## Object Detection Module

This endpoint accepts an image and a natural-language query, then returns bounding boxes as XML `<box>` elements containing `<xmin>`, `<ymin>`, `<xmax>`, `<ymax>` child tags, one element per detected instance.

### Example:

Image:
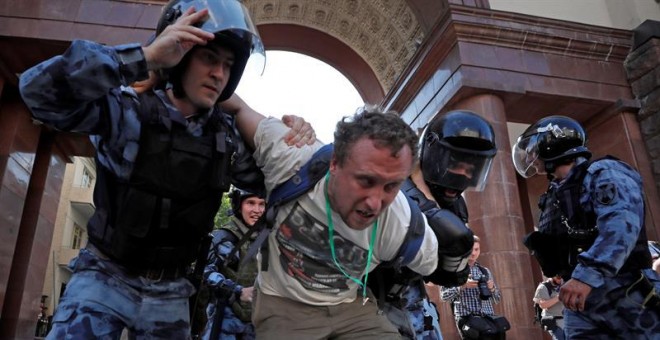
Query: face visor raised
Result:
<box><xmin>157</xmin><ymin>0</ymin><xmax>266</xmax><ymax>100</ymax></box>
<box><xmin>171</xmin><ymin>0</ymin><xmax>265</xmax><ymax>69</ymax></box>
<box><xmin>512</xmin><ymin>133</ymin><xmax>545</xmax><ymax>178</ymax></box>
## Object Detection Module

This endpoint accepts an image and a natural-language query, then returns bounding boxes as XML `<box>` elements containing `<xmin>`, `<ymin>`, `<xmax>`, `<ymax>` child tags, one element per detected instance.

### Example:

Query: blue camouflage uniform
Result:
<box><xmin>19</xmin><ymin>40</ymin><xmax>246</xmax><ymax>339</ymax></box>
<box><xmin>398</xmin><ymin>279</ymin><xmax>443</xmax><ymax>339</ymax></box>
<box><xmin>201</xmin><ymin>218</ymin><xmax>258</xmax><ymax>340</ymax></box>
<box><xmin>557</xmin><ymin>158</ymin><xmax>660</xmax><ymax>338</ymax></box>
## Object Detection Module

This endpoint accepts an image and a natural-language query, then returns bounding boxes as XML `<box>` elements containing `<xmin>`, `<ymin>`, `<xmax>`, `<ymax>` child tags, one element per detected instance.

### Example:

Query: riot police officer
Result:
<box><xmin>370</xmin><ymin>110</ymin><xmax>498</xmax><ymax>339</ymax></box>
<box><xmin>513</xmin><ymin>115</ymin><xmax>660</xmax><ymax>338</ymax></box>
<box><xmin>19</xmin><ymin>0</ymin><xmax>312</xmax><ymax>338</ymax></box>
<box><xmin>202</xmin><ymin>189</ymin><xmax>266</xmax><ymax>340</ymax></box>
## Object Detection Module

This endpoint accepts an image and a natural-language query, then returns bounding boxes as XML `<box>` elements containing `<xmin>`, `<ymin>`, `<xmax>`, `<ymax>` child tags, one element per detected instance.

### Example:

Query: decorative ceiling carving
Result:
<box><xmin>242</xmin><ymin>0</ymin><xmax>424</xmax><ymax>92</ymax></box>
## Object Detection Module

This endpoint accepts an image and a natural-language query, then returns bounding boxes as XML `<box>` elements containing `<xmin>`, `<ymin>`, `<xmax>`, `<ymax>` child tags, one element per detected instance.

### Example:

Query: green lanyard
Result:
<box><xmin>323</xmin><ymin>170</ymin><xmax>377</xmax><ymax>305</ymax></box>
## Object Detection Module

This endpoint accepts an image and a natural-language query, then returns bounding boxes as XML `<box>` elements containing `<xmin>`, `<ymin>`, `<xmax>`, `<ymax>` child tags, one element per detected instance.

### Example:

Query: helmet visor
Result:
<box><xmin>512</xmin><ymin>134</ymin><xmax>545</xmax><ymax>178</ymax></box>
<box><xmin>176</xmin><ymin>0</ymin><xmax>265</xmax><ymax>74</ymax></box>
<box><xmin>423</xmin><ymin>142</ymin><xmax>495</xmax><ymax>192</ymax></box>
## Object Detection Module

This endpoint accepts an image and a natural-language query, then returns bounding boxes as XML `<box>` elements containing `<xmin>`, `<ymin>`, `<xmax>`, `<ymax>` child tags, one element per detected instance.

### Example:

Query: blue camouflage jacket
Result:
<box><xmin>19</xmin><ymin>40</ymin><xmax>213</xmax><ymax>180</ymax></box>
<box><xmin>568</xmin><ymin>159</ymin><xmax>646</xmax><ymax>288</ymax></box>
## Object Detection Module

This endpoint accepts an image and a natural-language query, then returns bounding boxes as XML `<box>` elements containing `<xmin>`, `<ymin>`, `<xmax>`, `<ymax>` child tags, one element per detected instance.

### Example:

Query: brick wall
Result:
<box><xmin>625</xmin><ymin>20</ymin><xmax>660</xmax><ymax>197</ymax></box>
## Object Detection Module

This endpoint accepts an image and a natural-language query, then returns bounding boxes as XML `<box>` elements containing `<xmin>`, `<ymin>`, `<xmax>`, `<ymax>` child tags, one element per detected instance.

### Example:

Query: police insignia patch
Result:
<box><xmin>596</xmin><ymin>183</ymin><xmax>617</xmax><ymax>205</ymax></box>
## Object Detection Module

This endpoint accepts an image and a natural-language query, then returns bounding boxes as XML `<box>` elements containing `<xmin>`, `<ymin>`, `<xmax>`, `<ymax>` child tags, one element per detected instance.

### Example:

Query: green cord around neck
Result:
<box><xmin>323</xmin><ymin>170</ymin><xmax>377</xmax><ymax>304</ymax></box>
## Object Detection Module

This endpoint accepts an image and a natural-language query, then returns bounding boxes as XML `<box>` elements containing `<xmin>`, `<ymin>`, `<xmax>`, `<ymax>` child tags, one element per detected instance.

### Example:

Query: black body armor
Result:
<box><xmin>87</xmin><ymin>91</ymin><xmax>262</xmax><ymax>271</ymax></box>
<box><xmin>526</xmin><ymin>157</ymin><xmax>651</xmax><ymax>279</ymax></box>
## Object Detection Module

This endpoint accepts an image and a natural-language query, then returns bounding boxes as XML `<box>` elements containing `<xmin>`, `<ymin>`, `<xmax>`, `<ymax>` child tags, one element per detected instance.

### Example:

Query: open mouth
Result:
<box><xmin>356</xmin><ymin>209</ymin><xmax>375</xmax><ymax>220</ymax></box>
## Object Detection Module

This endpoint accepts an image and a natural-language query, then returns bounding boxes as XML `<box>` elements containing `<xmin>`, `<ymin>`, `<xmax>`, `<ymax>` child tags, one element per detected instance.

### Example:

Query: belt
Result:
<box><xmin>627</xmin><ymin>272</ymin><xmax>660</xmax><ymax>309</ymax></box>
<box><xmin>86</xmin><ymin>243</ymin><xmax>185</xmax><ymax>281</ymax></box>
<box><xmin>136</xmin><ymin>266</ymin><xmax>186</xmax><ymax>281</ymax></box>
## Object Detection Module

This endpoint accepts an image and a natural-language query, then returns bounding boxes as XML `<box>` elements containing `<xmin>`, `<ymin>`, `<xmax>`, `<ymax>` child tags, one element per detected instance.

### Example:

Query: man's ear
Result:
<box><xmin>329</xmin><ymin>155</ymin><xmax>338</xmax><ymax>174</ymax></box>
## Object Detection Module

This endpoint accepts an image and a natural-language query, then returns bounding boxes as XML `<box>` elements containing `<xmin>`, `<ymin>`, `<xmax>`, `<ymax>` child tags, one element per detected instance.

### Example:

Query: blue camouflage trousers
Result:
<box><xmin>46</xmin><ymin>248</ymin><xmax>195</xmax><ymax>340</ymax></box>
<box><xmin>400</xmin><ymin>281</ymin><xmax>443</xmax><ymax>340</ymax></box>
<box><xmin>201</xmin><ymin>302</ymin><xmax>255</xmax><ymax>340</ymax></box>
<box><xmin>564</xmin><ymin>269</ymin><xmax>660</xmax><ymax>339</ymax></box>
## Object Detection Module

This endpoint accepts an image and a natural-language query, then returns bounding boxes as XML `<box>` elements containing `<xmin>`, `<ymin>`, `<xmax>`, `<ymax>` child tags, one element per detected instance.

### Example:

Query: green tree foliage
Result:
<box><xmin>214</xmin><ymin>193</ymin><xmax>233</xmax><ymax>229</ymax></box>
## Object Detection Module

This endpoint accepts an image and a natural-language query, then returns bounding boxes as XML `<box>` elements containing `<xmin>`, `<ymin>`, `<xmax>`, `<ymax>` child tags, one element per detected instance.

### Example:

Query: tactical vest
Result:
<box><xmin>220</xmin><ymin>220</ymin><xmax>258</xmax><ymax>322</ymax></box>
<box><xmin>537</xmin><ymin>157</ymin><xmax>651</xmax><ymax>275</ymax></box>
<box><xmin>87</xmin><ymin>91</ymin><xmax>236</xmax><ymax>270</ymax></box>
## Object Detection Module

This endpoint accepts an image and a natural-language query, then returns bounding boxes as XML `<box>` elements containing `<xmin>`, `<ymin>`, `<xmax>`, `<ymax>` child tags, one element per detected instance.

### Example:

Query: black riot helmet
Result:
<box><xmin>229</xmin><ymin>188</ymin><xmax>264</xmax><ymax>222</ymax></box>
<box><xmin>512</xmin><ymin>115</ymin><xmax>592</xmax><ymax>178</ymax></box>
<box><xmin>155</xmin><ymin>0</ymin><xmax>265</xmax><ymax>101</ymax></box>
<box><xmin>419</xmin><ymin>110</ymin><xmax>497</xmax><ymax>204</ymax></box>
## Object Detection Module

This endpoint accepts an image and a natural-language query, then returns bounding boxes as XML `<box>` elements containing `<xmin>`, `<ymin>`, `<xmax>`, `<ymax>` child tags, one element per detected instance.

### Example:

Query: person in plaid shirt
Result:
<box><xmin>441</xmin><ymin>236</ymin><xmax>503</xmax><ymax>339</ymax></box>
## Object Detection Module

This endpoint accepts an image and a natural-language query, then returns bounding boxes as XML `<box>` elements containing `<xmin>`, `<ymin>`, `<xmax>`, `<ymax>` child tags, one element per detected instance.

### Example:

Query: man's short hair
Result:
<box><xmin>333</xmin><ymin>106</ymin><xmax>418</xmax><ymax>166</ymax></box>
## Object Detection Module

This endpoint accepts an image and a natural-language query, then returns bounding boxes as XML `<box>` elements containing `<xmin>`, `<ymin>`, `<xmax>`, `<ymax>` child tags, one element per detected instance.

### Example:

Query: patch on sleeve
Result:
<box><xmin>595</xmin><ymin>183</ymin><xmax>617</xmax><ymax>205</ymax></box>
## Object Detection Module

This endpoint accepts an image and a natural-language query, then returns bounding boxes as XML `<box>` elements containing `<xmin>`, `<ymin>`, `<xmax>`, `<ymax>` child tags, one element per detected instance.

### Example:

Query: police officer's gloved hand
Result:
<box><xmin>425</xmin><ymin>265</ymin><xmax>470</xmax><ymax>287</ymax></box>
<box><xmin>422</xmin><ymin>207</ymin><xmax>474</xmax><ymax>287</ymax></box>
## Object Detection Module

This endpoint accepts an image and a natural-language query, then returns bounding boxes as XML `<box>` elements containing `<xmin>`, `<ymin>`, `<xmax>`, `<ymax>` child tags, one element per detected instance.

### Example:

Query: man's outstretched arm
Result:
<box><xmin>222</xmin><ymin>94</ymin><xmax>316</xmax><ymax>149</ymax></box>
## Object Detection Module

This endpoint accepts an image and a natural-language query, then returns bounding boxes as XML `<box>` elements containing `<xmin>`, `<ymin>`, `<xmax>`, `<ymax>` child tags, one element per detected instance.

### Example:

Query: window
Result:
<box><xmin>81</xmin><ymin>166</ymin><xmax>94</xmax><ymax>188</ymax></box>
<box><xmin>72</xmin><ymin>223</ymin><xmax>84</xmax><ymax>249</ymax></box>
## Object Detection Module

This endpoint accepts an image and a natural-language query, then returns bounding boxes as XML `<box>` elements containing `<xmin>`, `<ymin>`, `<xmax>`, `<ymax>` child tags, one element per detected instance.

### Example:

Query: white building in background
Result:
<box><xmin>40</xmin><ymin>157</ymin><xmax>95</xmax><ymax>320</ymax></box>
<box><xmin>490</xmin><ymin>0</ymin><xmax>660</xmax><ymax>29</ymax></box>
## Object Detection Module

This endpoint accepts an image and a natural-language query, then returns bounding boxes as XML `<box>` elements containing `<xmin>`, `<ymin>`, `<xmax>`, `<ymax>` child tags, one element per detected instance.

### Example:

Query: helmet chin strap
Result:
<box><xmin>544</xmin><ymin>160</ymin><xmax>556</xmax><ymax>177</ymax></box>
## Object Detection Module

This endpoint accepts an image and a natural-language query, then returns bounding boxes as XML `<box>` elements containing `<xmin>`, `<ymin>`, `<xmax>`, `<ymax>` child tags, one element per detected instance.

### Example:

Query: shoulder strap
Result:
<box><xmin>476</xmin><ymin>263</ymin><xmax>489</xmax><ymax>279</ymax></box>
<box><xmin>217</xmin><ymin>221</ymin><xmax>241</xmax><ymax>243</ymax></box>
<box><xmin>380</xmin><ymin>193</ymin><xmax>425</xmax><ymax>269</ymax></box>
<box><xmin>239</xmin><ymin>144</ymin><xmax>334</xmax><ymax>267</ymax></box>
<box><xmin>267</xmin><ymin>143</ymin><xmax>334</xmax><ymax>206</ymax></box>
<box><xmin>542</xmin><ymin>281</ymin><xmax>553</xmax><ymax>296</ymax></box>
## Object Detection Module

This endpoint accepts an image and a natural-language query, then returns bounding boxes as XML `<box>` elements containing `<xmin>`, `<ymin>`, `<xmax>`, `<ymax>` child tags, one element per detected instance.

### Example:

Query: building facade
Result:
<box><xmin>1</xmin><ymin>1</ymin><xmax>659</xmax><ymax>339</ymax></box>
<box><xmin>35</xmin><ymin>157</ymin><xmax>94</xmax><ymax>337</ymax></box>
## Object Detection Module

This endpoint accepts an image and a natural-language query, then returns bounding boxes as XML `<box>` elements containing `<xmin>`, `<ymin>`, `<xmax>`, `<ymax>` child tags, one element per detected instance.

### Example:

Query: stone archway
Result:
<box><xmin>244</xmin><ymin>0</ymin><xmax>426</xmax><ymax>104</ymax></box>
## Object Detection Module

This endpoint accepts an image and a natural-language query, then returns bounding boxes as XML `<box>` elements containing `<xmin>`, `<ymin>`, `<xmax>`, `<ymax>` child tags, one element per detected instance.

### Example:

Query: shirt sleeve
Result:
<box><xmin>405</xmin><ymin>212</ymin><xmax>439</xmax><ymax>276</ymax></box>
<box><xmin>572</xmin><ymin>160</ymin><xmax>645</xmax><ymax>288</ymax></box>
<box><xmin>19</xmin><ymin>40</ymin><xmax>149</xmax><ymax>134</ymax></box>
<box><xmin>533</xmin><ymin>283</ymin><xmax>549</xmax><ymax>303</ymax></box>
<box><xmin>485</xmin><ymin>267</ymin><xmax>502</xmax><ymax>304</ymax></box>
<box><xmin>252</xmin><ymin>117</ymin><xmax>324</xmax><ymax>193</ymax></box>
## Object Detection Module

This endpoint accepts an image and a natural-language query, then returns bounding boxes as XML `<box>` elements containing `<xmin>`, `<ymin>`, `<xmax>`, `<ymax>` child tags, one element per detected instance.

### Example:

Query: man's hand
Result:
<box><xmin>282</xmin><ymin>114</ymin><xmax>316</xmax><ymax>147</ymax></box>
<box><xmin>464</xmin><ymin>278</ymin><xmax>479</xmax><ymax>289</ymax></box>
<box><xmin>142</xmin><ymin>7</ymin><xmax>214</xmax><ymax>70</ymax></box>
<box><xmin>487</xmin><ymin>279</ymin><xmax>495</xmax><ymax>291</ymax></box>
<box><xmin>240</xmin><ymin>286</ymin><xmax>255</xmax><ymax>303</ymax></box>
<box><xmin>559</xmin><ymin>278</ymin><xmax>592</xmax><ymax>312</ymax></box>
<box><xmin>220</xmin><ymin>94</ymin><xmax>316</xmax><ymax>148</ymax></box>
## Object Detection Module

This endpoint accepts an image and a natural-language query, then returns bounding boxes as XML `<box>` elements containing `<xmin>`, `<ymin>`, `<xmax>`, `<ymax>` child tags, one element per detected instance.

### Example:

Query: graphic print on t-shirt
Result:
<box><xmin>276</xmin><ymin>202</ymin><xmax>369</xmax><ymax>294</ymax></box>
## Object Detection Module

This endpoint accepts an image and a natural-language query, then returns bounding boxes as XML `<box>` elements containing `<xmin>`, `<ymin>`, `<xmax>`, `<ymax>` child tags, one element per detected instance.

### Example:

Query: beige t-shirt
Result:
<box><xmin>253</xmin><ymin>117</ymin><xmax>438</xmax><ymax>306</ymax></box>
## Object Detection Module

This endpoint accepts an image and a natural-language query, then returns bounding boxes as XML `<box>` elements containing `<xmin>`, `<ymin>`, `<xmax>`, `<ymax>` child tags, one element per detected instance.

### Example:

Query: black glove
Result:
<box><xmin>423</xmin><ymin>208</ymin><xmax>474</xmax><ymax>286</ymax></box>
